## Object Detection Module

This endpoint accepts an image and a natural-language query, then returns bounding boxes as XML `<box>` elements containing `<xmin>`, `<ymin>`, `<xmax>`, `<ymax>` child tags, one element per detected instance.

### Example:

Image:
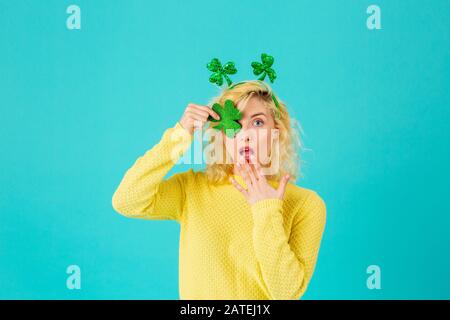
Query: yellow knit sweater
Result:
<box><xmin>112</xmin><ymin>122</ymin><xmax>326</xmax><ymax>300</ymax></box>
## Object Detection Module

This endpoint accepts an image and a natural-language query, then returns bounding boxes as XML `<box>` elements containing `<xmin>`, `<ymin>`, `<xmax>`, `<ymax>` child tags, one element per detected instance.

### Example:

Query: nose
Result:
<box><xmin>237</xmin><ymin>127</ymin><xmax>253</xmax><ymax>143</ymax></box>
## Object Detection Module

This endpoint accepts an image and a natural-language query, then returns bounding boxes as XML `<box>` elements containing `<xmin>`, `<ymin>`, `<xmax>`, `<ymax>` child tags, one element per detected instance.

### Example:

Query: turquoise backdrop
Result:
<box><xmin>0</xmin><ymin>0</ymin><xmax>449</xmax><ymax>299</ymax></box>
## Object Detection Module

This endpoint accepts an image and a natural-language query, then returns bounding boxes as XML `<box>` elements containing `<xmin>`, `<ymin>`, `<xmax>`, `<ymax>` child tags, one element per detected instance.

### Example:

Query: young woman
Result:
<box><xmin>112</xmin><ymin>80</ymin><xmax>326</xmax><ymax>300</ymax></box>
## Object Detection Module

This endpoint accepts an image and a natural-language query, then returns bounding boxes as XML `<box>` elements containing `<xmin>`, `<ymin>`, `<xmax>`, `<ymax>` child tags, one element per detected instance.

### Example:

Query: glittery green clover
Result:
<box><xmin>207</xmin><ymin>99</ymin><xmax>242</xmax><ymax>138</ymax></box>
<box><xmin>251</xmin><ymin>53</ymin><xmax>277</xmax><ymax>83</ymax></box>
<box><xmin>207</xmin><ymin>58</ymin><xmax>237</xmax><ymax>87</ymax></box>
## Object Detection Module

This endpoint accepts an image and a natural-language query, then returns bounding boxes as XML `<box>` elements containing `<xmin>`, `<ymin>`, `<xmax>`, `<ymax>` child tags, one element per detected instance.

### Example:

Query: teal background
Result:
<box><xmin>0</xmin><ymin>0</ymin><xmax>449</xmax><ymax>299</ymax></box>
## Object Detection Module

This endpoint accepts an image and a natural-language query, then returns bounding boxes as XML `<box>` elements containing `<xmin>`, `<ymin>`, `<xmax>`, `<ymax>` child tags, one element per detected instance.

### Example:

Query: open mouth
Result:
<box><xmin>239</xmin><ymin>146</ymin><xmax>254</xmax><ymax>157</ymax></box>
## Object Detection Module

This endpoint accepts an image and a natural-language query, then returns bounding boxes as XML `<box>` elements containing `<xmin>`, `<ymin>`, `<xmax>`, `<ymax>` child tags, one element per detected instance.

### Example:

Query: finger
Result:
<box><xmin>277</xmin><ymin>174</ymin><xmax>290</xmax><ymax>198</ymax></box>
<box><xmin>253</xmin><ymin>159</ymin><xmax>267</xmax><ymax>184</ymax></box>
<box><xmin>244</xmin><ymin>160</ymin><xmax>259</xmax><ymax>186</ymax></box>
<box><xmin>192</xmin><ymin>105</ymin><xmax>220</xmax><ymax>120</ymax></box>
<box><xmin>185</xmin><ymin>110</ymin><xmax>208</xmax><ymax>122</ymax></box>
<box><xmin>250</xmin><ymin>153</ymin><xmax>259</xmax><ymax>168</ymax></box>
<box><xmin>236</xmin><ymin>152</ymin><xmax>247</xmax><ymax>166</ymax></box>
<box><xmin>234</xmin><ymin>163</ymin><xmax>245</xmax><ymax>183</ymax></box>
<box><xmin>248</xmin><ymin>154</ymin><xmax>263</xmax><ymax>182</ymax></box>
<box><xmin>230</xmin><ymin>177</ymin><xmax>249</xmax><ymax>197</ymax></box>
<box><xmin>239</xmin><ymin>162</ymin><xmax>254</xmax><ymax>190</ymax></box>
<box><xmin>187</xmin><ymin>108</ymin><xmax>210</xmax><ymax>120</ymax></box>
<box><xmin>235</xmin><ymin>160</ymin><xmax>245</xmax><ymax>175</ymax></box>
<box><xmin>200</xmin><ymin>106</ymin><xmax>220</xmax><ymax>120</ymax></box>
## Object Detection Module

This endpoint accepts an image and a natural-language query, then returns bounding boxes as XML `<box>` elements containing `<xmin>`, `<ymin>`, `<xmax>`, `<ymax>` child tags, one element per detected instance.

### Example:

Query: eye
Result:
<box><xmin>253</xmin><ymin>118</ymin><xmax>265</xmax><ymax>127</ymax></box>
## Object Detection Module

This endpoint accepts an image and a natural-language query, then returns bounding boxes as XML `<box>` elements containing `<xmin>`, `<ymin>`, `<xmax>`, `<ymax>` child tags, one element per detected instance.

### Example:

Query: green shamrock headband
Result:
<box><xmin>206</xmin><ymin>53</ymin><xmax>282</xmax><ymax>138</ymax></box>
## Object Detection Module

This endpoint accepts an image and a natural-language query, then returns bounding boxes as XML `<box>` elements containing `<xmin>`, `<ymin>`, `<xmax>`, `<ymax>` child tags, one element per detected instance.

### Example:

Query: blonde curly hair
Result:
<box><xmin>203</xmin><ymin>80</ymin><xmax>303</xmax><ymax>185</ymax></box>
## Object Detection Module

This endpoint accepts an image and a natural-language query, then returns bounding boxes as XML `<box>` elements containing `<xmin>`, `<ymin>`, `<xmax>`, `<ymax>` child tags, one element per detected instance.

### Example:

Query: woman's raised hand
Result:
<box><xmin>230</xmin><ymin>155</ymin><xmax>290</xmax><ymax>205</ymax></box>
<box><xmin>179</xmin><ymin>103</ymin><xmax>220</xmax><ymax>135</ymax></box>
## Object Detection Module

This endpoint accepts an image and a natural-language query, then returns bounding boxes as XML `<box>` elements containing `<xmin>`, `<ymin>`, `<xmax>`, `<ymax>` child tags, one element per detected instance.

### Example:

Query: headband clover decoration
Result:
<box><xmin>206</xmin><ymin>53</ymin><xmax>282</xmax><ymax>138</ymax></box>
<box><xmin>251</xmin><ymin>53</ymin><xmax>277</xmax><ymax>83</ymax></box>
<box><xmin>207</xmin><ymin>58</ymin><xmax>237</xmax><ymax>86</ymax></box>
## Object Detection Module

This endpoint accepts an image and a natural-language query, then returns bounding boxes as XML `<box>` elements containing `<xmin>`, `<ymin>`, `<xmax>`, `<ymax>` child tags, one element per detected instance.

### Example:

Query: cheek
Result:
<box><xmin>257</xmin><ymin>136</ymin><xmax>269</xmax><ymax>153</ymax></box>
<box><xmin>256</xmin><ymin>129</ymin><xmax>271</xmax><ymax>150</ymax></box>
<box><xmin>224</xmin><ymin>137</ymin><xmax>237</xmax><ymax>158</ymax></box>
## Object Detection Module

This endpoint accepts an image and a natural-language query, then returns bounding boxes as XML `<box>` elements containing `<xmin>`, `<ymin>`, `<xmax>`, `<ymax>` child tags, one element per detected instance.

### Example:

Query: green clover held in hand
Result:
<box><xmin>207</xmin><ymin>99</ymin><xmax>242</xmax><ymax>138</ymax></box>
<box><xmin>251</xmin><ymin>53</ymin><xmax>277</xmax><ymax>83</ymax></box>
<box><xmin>207</xmin><ymin>58</ymin><xmax>237</xmax><ymax>87</ymax></box>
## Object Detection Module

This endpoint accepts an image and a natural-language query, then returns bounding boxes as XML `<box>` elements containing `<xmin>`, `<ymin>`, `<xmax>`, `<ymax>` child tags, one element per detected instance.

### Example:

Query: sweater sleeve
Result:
<box><xmin>250</xmin><ymin>192</ymin><xmax>326</xmax><ymax>300</ymax></box>
<box><xmin>112</xmin><ymin>122</ymin><xmax>193</xmax><ymax>222</ymax></box>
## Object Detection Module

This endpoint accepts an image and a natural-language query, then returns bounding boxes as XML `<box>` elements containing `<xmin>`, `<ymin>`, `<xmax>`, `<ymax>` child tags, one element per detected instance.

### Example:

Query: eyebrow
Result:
<box><xmin>249</xmin><ymin>112</ymin><xmax>266</xmax><ymax>118</ymax></box>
